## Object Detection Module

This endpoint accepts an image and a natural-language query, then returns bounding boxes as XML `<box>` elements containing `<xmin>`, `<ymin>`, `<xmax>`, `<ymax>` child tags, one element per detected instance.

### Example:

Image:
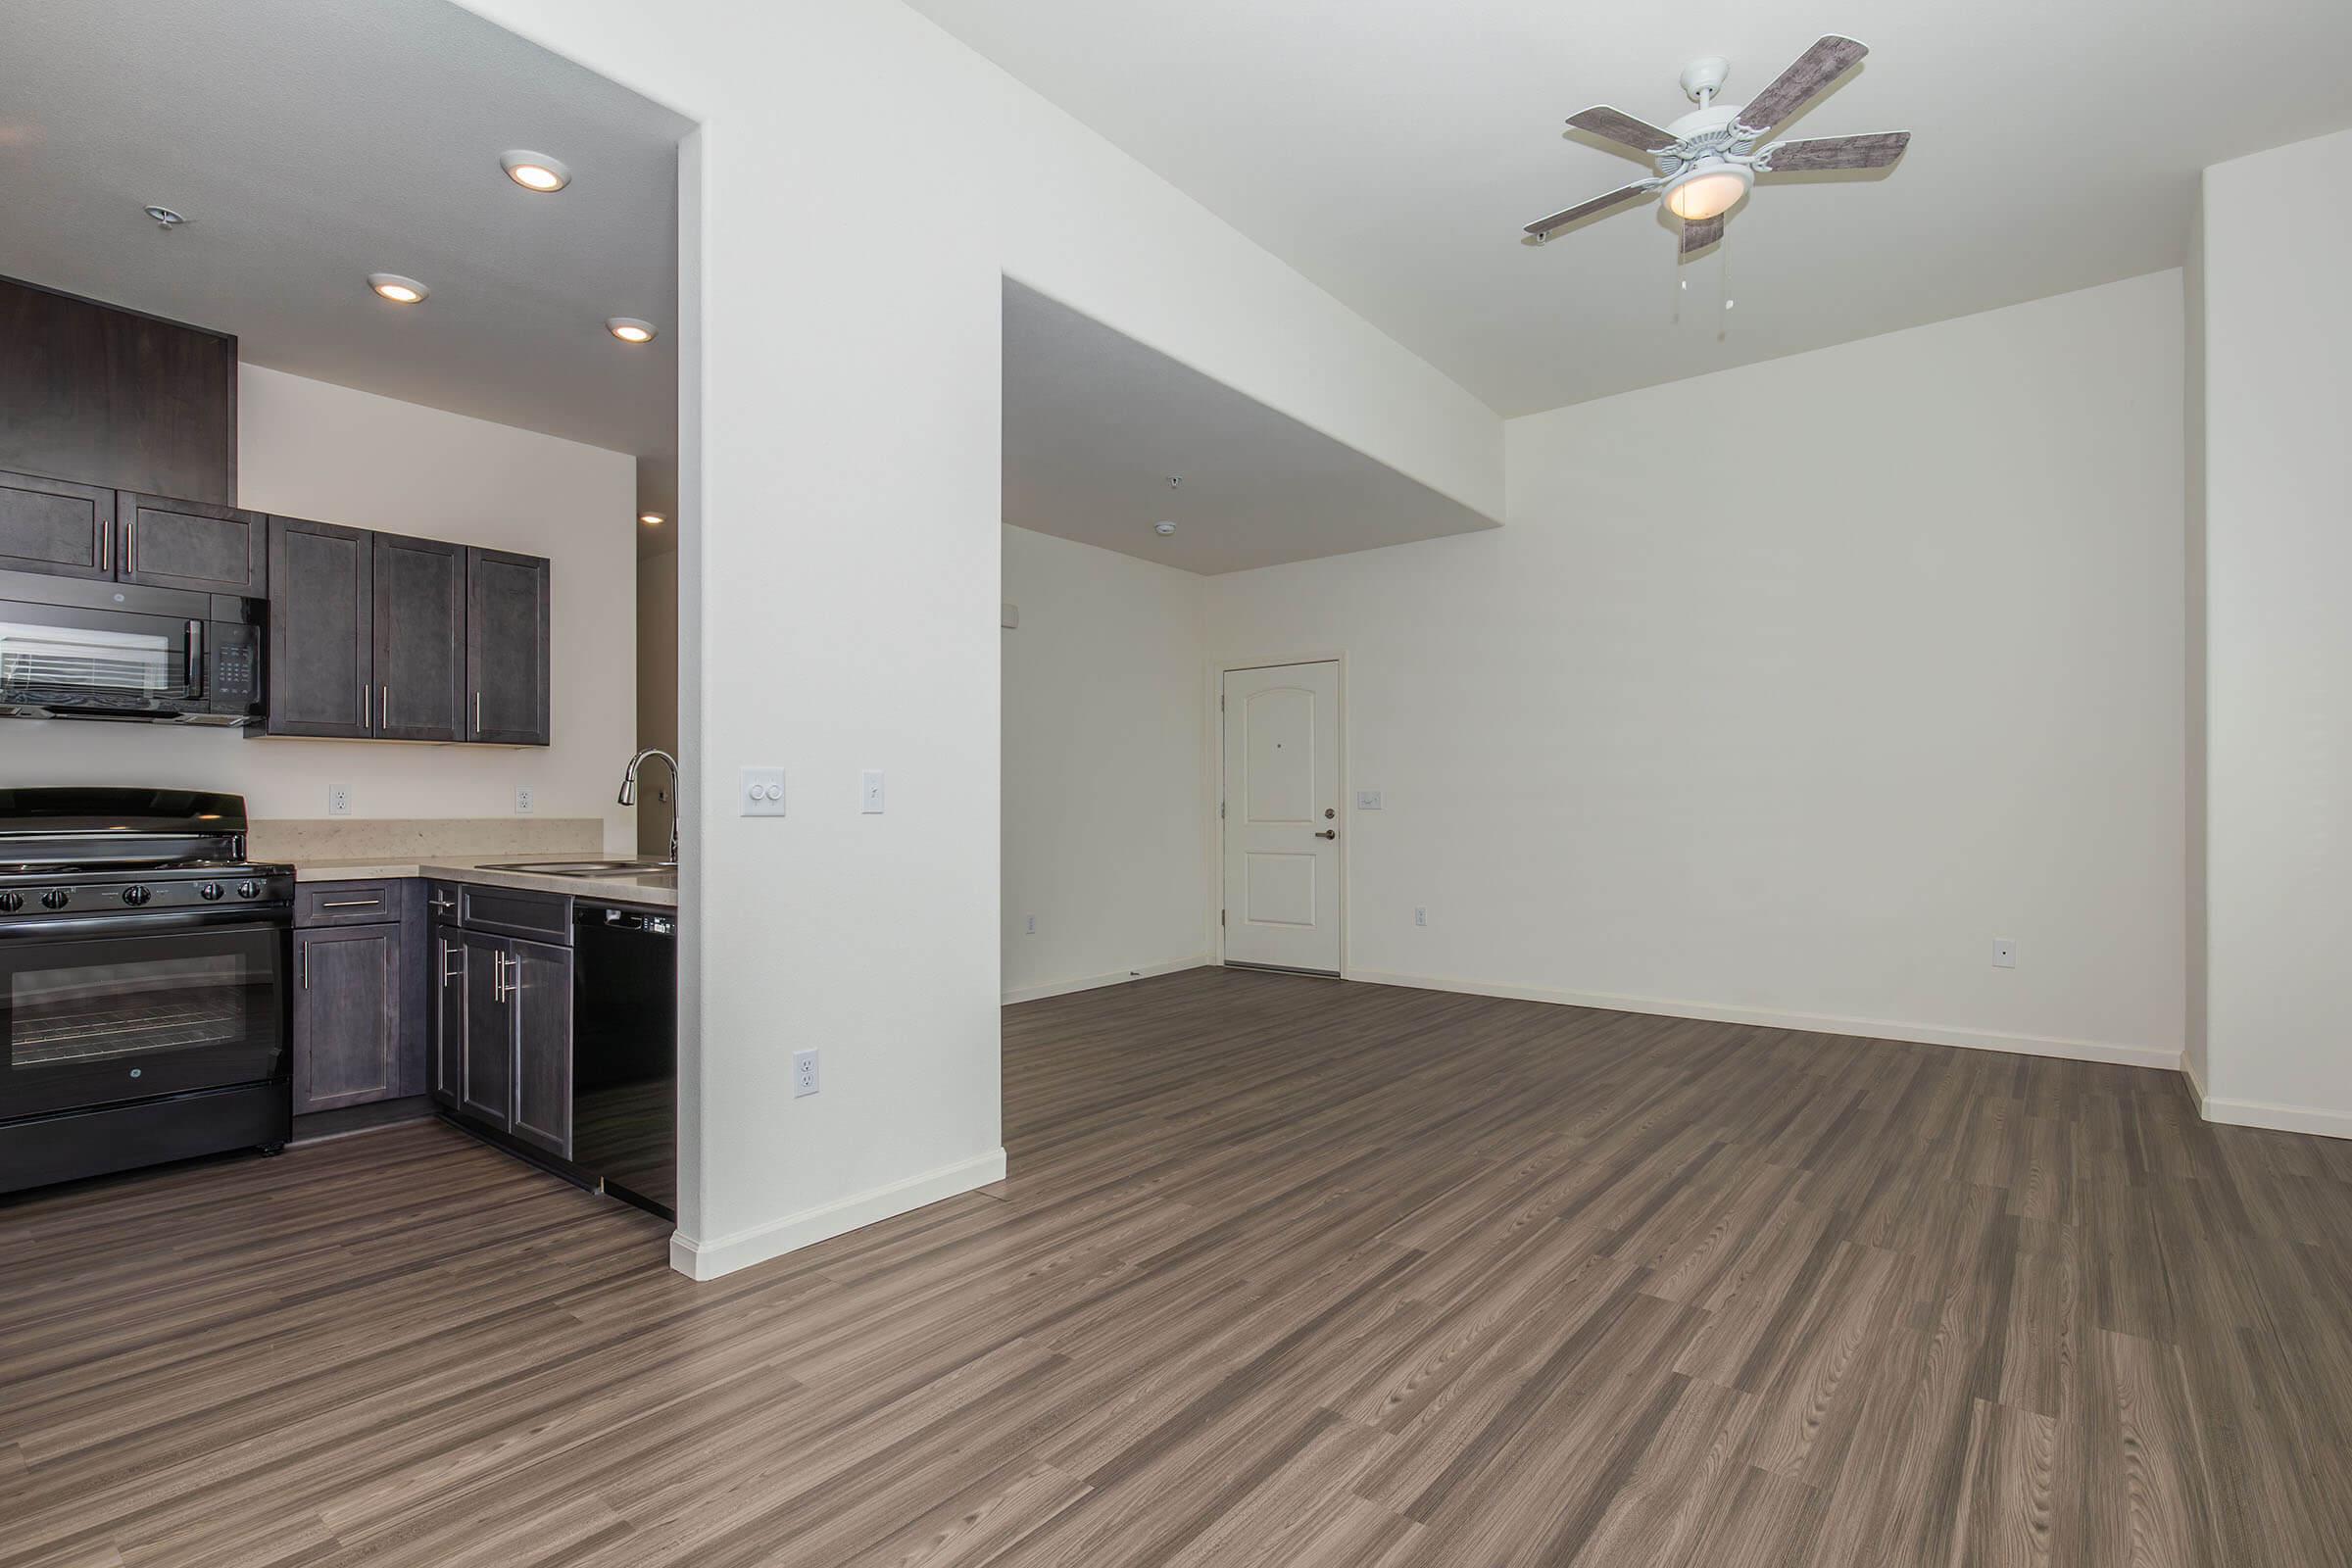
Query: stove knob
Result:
<box><xmin>40</xmin><ymin>889</ymin><xmax>69</xmax><ymax>910</ymax></box>
<box><xmin>198</xmin><ymin>881</ymin><xmax>224</xmax><ymax>902</ymax></box>
<box><xmin>0</xmin><ymin>892</ymin><xmax>20</xmax><ymax>912</ymax></box>
<box><xmin>236</xmin><ymin>880</ymin><xmax>261</xmax><ymax>900</ymax></box>
<box><xmin>121</xmin><ymin>885</ymin><xmax>151</xmax><ymax>906</ymax></box>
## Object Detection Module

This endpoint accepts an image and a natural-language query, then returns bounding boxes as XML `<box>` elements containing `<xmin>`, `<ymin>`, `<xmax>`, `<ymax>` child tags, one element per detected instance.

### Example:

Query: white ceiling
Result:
<box><xmin>0</xmin><ymin>0</ymin><xmax>687</xmax><ymax>465</ymax></box>
<box><xmin>1004</xmin><ymin>281</ymin><xmax>1494</xmax><ymax>574</ymax></box>
<box><xmin>917</xmin><ymin>0</ymin><xmax>2352</xmax><ymax>416</ymax></box>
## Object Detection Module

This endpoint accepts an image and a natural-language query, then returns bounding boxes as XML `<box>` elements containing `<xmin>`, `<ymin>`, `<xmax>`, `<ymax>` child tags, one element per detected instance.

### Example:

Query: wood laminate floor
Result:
<box><xmin>5</xmin><ymin>967</ymin><xmax>2351</xmax><ymax>1567</ymax></box>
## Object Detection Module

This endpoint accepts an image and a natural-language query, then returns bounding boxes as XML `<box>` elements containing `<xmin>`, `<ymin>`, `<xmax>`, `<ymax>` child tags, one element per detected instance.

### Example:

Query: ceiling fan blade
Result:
<box><xmin>1680</xmin><ymin>214</ymin><xmax>1725</xmax><ymax>255</ymax></box>
<box><xmin>1525</xmin><ymin>182</ymin><xmax>1654</xmax><ymax>240</ymax></box>
<box><xmin>1566</xmin><ymin>106</ymin><xmax>1676</xmax><ymax>156</ymax></box>
<box><xmin>1735</xmin><ymin>35</ymin><xmax>1868</xmax><ymax>134</ymax></box>
<box><xmin>1762</xmin><ymin>130</ymin><xmax>1911</xmax><ymax>172</ymax></box>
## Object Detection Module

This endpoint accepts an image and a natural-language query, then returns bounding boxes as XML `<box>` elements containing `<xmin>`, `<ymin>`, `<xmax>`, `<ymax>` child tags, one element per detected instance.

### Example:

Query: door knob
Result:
<box><xmin>1324</xmin><ymin>808</ymin><xmax>1336</xmax><ymax>818</ymax></box>
<box><xmin>1315</xmin><ymin>829</ymin><xmax>1338</xmax><ymax>840</ymax></box>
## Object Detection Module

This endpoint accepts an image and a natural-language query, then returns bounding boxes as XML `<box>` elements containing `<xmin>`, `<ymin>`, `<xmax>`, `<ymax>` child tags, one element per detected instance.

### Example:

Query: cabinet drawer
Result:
<box><xmin>297</xmin><ymin>882</ymin><xmax>400</xmax><ymax>926</ymax></box>
<box><xmin>460</xmin><ymin>884</ymin><xmax>570</xmax><ymax>944</ymax></box>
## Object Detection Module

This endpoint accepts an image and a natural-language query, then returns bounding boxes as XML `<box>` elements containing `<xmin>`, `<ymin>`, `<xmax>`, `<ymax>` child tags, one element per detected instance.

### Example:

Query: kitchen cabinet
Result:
<box><xmin>0</xmin><ymin>469</ymin><xmax>112</xmax><ymax>579</ymax></box>
<box><xmin>429</xmin><ymin>920</ymin><xmax>464</xmax><ymax>1107</ymax></box>
<box><xmin>292</xmin><ymin>923</ymin><xmax>403</xmax><ymax>1114</ymax></box>
<box><xmin>507</xmin><ymin>939</ymin><xmax>573</xmax><ymax>1157</ymax></box>
<box><xmin>459</xmin><ymin>929</ymin><xmax>513</xmax><ymax>1127</ymax></box>
<box><xmin>267</xmin><ymin>517</ymin><xmax>372</xmax><ymax>737</ymax></box>
<box><xmin>466</xmin><ymin>548</ymin><xmax>551</xmax><ymax>746</ymax></box>
<box><xmin>448</xmin><ymin>927</ymin><xmax>573</xmax><ymax>1157</ymax></box>
<box><xmin>115</xmin><ymin>492</ymin><xmax>266</xmax><ymax>597</ymax></box>
<box><xmin>373</xmin><ymin>533</ymin><xmax>466</xmax><ymax>742</ymax></box>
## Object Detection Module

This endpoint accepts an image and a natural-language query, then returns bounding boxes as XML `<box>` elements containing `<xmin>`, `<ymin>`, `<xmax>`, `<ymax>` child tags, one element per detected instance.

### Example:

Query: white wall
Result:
<box><xmin>7</xmin><ymin>365</ymin><xmax>638</xmax><ymax>849</ymax></box>
<box><xmin>453</xmin><ymin>0</ymin><xmax>1505</xmax><ymax>1278</ymax></box>
<box><xmin>1002</xmin><ymin>525</ymin><xmax>1207</xmax><ymax>1002</ymax></box>
<box><xmin>1203</xmin><ymin>272</ymin><xmax>2188</xmax><ymax>1067</ymax></box>
<box><xmin>2198</xmin><ymin>128</ymin><xmax>2352</xmax><ymax>1136</ymax></box>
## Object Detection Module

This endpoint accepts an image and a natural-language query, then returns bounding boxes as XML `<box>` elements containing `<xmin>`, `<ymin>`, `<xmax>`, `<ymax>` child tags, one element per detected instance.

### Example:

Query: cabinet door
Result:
<box><xmin>372</xmin><ymin>533</ymin><xmax>466</xmax><ymax>742</ymax></box>
<box><xmin>117</xmin><ymin>492</ymin><xmax>266</xmax><ymax>596</ymax></box>
<box><xmin>429</xmin><ymin>923</ymin><xmax>465</xmax><ymax>1106</ymax></box>
<box><xmin>459</xmin><ymin>932</ymin><xmax>514</xmax><ymax>1127</ymax></box>
<box><xmin>293</xmin><ymin>924</ymin><xmax>402</xmax><ymax>1113</ymax></box>
<box><xmin>508</xmin><ymin>939</ymin><xmax>574</xmax><ymax>1157</ymax></box>
<box><xmin>465</xmin><ymin>548</ymin><xmax>551</xmax><ymax>746</ymax></box>
<box><xmin>0</xmin><ymin>470</ymin><xmax>113</xmax><ymax>579</ymax></box>
<box><xmin>267</xmin><ymin>517</ymin><xmax>373</xmax><ymax>737</ymax></box>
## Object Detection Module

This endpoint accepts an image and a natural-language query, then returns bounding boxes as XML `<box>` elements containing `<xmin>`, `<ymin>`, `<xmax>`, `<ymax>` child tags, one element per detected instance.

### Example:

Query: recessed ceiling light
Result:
<box><xmin>1153</xmin><ymin>521</ymin><xmax>1177</xmax><ymax>536</ymax></box>
<box><xmin>367</xmin><ymin>272</ymin><xmax>428</xmax><ymax>304</ymax></box>
<box><xmin>607</xmin><ymin>317</ymin><xmax>658</xmax><ymax>344</ymax></box>
<box><xmin>638</xmin><ymin>513</ymin><xmax>665</xmax><ymax>526</ymax></box>
<box><xmin>500</xmin><ymin>150</ymin><xmax>570</xmax><ymax>193</ymax></box>
<box><xmin>144</xmin><ymin>205</ymin><xmax>187</xmax><ymax>229</ymax></box>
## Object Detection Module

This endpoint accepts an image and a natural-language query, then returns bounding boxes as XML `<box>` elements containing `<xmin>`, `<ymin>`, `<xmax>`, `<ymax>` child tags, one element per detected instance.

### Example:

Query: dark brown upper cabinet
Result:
<box><xmin>266</xmin><ymin>517</ymin><xmax>372</xmax><ymax>738</ymax></box>
<box><xmin>372</xmin><ymin>533</ymin><xmax>467</xmax><ymax>742</ymax></box>
<box><xmin>466</xmin><ymin>548</ymin><xmax>552</xmax><ymax>747</ymax></box>
<box><xmin>116</xmin><ymin>492</ymin><xmax>267</xmax><ymax>597</ymax></box>
<box><xmin>0</xmin><ymin>276</ymin><xmax>236</xmax><ymax>506</ymax></box>
<box><xmin>0</xmin><ymin>469</ymin><xmax>113</xmax><ymax>580</ymax></box>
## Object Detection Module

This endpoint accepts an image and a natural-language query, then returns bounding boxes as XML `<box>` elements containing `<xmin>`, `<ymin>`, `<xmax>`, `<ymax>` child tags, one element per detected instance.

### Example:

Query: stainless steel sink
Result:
<box><xmin>476</xmin><ymin>858</ymin><xmax>676</xmax><ymax>876</ymax></box>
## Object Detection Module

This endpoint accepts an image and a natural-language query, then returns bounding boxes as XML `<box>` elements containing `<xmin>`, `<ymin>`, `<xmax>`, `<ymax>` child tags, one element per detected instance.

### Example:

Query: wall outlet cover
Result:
<box><xmin>1414</xmin><ymin>906</ymin><xmax>1427</xmax><ymax>927</ymax></box>
<box><xmin>1992</xmin><ymin>939</ymin><xmax>2017</xmax><ymax>969</ymax></box>
<box><xmin>514</xmin><ymin>785</ymin><xmax>534</xmax><ymax>814</ymax></box>
<box><xmin>1356</xmin><ymin>790</ymin><xmax>1384</xmax><ymax>810</ymax></box>
<box><xmin>860</xmin><ymin>769</ymin><xmax>885</xmax><ymax>814</ymax></box>
<box><xmin>327</xmin><ymin>785</ymin><xmax>352</xmax><ymax>817</ymax></box>
<box><xmin>792</xmin><ymin>1049</ymin><xmax>819</xmax><ymax>1098</ymax></box>
<box><xmin>1025</xmin><ymin>914</ymin><xmax>1036</xmax><ymax>935</ymax></box>
<box><xmin>742</xmin><ymin>767</ymin><xmax>786</xmax><ymax>816</ymax></box>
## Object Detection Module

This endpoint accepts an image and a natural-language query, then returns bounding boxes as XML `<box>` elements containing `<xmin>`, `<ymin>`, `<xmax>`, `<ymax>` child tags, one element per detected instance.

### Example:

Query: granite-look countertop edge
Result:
<box><xmin>282</xmin><ymin>857</ymin><xmax>678</xmax><ymax>909</ymax></box>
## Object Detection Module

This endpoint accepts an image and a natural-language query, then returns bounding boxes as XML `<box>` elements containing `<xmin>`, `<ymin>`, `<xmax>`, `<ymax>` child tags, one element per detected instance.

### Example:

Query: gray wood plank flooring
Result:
<box><xmin>4</xmin><ymin>966</ymin><xmax>2348</xmax><ymax>1566</ymax></box>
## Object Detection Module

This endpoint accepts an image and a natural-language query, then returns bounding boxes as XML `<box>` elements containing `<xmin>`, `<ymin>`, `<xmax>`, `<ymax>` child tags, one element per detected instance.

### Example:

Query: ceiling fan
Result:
<box><xmin>1525</xmin><ymin>35</ymin><xmax>1910</xmax><ymax>255</ymax></box>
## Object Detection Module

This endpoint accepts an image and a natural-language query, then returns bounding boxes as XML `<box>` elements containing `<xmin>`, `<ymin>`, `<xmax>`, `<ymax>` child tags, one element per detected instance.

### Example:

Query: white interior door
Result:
<box><xmin>1221</xmin><ymin>661</ymin><xmax>1342</xmax><ymax>973</ymax></box>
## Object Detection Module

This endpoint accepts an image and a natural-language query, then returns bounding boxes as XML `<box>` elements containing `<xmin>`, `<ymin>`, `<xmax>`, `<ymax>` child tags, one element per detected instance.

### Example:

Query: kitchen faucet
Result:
<box><xmin>618</xmin><ymin>749</ymin><xmax>681</xmax><ymax>865</ymax></box>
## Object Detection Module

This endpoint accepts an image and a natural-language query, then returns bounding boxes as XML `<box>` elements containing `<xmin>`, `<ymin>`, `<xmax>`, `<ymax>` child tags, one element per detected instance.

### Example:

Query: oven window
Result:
<box><xmin>1</xmin><ymin>927</ymin><xmax>285</xmax><ymax>1121</ymax></box>
<box><xmin>13</xmin><ymin>954</ymin><xmax>252</xmax><ymax>1067</ymax></box>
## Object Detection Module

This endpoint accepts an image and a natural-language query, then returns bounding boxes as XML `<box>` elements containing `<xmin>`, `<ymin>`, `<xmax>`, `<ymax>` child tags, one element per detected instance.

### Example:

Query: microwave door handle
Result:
<box><xmin>184</xmin><ymin>619</ymin><xmax>206</xmax><ymax>699</ymax></box>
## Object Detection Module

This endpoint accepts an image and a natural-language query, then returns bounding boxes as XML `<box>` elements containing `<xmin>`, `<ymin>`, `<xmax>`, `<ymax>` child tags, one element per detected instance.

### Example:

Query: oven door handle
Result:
<box><xmin>0</xmin><ymin>908</ymin><xmax>289</xmax><ymax>940</ymax></box>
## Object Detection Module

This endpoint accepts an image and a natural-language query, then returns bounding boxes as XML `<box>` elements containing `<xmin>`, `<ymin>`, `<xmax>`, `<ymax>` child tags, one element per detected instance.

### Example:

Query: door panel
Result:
<box><xmin>508</xmin><ymin>939</ymin><xmax>572</xmax><ymax>1157</ymax></box>
<box><xmin>466</xmin><ymin>548</ymin><xmax>550</xmax><ymax>746</ymax></box>
<box><xmin>1221</xmin><ymin>661</ymin><xmax>1342</xmax><ymax>973</ymax></box>
<box><xmin>117</xmin><ymin>494</ymin><xmax>265</xmax><ymax>596</ymax></box>
<box><xmin>459</xmin><ymin>932</ymin><xmax>512</xmax><ymax>1126</ymax></box>
<box><xmin>293</xmin><ymin>925</ymin><xmax>400</xmax><ymax>1113</ymax></box>
<box><xmin>373</xmin><ymin>533</ymin><xmax>466</xmax><ymax>741</ymax></box>
<box><xmin>267</xmin><ymin>517</ymin><xmax>372</xmax><ymax>737</ymax></box>
<box><xmin>0</xmin><ymin>470</ymin><xmax>112</xmax><ymax>579</ymax></box>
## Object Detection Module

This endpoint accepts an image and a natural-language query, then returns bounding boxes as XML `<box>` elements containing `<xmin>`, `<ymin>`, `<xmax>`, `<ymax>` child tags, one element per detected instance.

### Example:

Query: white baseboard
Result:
<box><xmin>2181</xmin><ymin>1051</ymin><xmax>2207</xmax><ymax>1108</ymax></box>
<box><xmin>1003</xmin><ymin>955</ymin><xmax>1212</xmax><ymax>1005</ymax></box>
<box><xmin>2193</xmin><ymin>1091</ymin><xmax>2352</xmax><ymax>1141</ymax></box>
<box><xmin>1347</xmin><ymin>968</ymin><xmax>2182</xmax><ymax>1072</ymax></box>
<box><xmin>668</xmin><ymin>1146</ymin><xmax>1007</xmax><ymax>1281</ymax></box>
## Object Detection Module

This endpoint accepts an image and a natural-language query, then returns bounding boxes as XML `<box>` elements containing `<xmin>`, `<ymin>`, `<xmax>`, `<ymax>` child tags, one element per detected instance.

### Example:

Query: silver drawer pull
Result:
<box><xmin>318</xmin><ymin>898</ymin><xmax>382</xmax><ymax>908</ymax></box>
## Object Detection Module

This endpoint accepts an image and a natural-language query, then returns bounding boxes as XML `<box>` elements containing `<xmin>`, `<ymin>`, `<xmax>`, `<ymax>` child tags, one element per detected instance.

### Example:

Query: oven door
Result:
<box><xmin>0</xmin><ymin>918</ymin><xmax>287</xmax><ymax>1123</ymax></box>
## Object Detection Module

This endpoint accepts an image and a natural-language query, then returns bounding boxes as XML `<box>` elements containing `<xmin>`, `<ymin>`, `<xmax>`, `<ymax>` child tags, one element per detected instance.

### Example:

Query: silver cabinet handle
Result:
<box><xmin>97</xmin><ymin>517</ymin><xmax>110</xmax><ymax>573</ymax></box>
<box><xmin>381</xmin><ymin>685</ymin><xmax>391</xmax><ymax>729</ymax></box>
<box><xmin>318</xmin><ymin>898</ymin><xmax>381</xmax><ymax>908</ymax></box>
<box><xmin>472</xmin><ymin>691</ymin><xmax>482</xmax><ymax>735</ymax></box>
<box><xmin>300</xmin><ymin>942</ymin><xmax>309</xmax><ymax>989</ymax></box>
<box><xmin>364</xmin><ymin>682</ymin><xmax>372</xmax><ymax>731</ymax></box>
<box><xmin>124</xmin><ymin>516</ymin><xmax>136</xmax><ymax>573</ymax></box>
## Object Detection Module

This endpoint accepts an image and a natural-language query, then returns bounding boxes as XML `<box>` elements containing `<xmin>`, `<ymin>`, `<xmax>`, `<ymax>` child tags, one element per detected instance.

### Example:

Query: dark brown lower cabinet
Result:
<box><xmin>292</xmin><ymin>923</ymin><xmax>403</xmax><ymax>1113</ymax></box>
<box><xmin>445</xmin><ymin>926</ymin><xmax>573</xmax><ymax>1159</ymax></box>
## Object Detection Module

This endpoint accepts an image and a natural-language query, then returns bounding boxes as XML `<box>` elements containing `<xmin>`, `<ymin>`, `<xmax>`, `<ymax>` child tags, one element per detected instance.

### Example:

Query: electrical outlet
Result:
<box><xmin>1414</xmin><ymin>906</ymin><xmax>1427</xmax><ymax>927</ymax></box>
<box><xmin>1992</xmin><ymin>939</ymin><xmax>2017</xmax><ymax>969</ymax></box>
<box><xmin>1356</xmin><ymin>790</ymin><xmax>1384</xmax><ymax>810</ymax></box>
<box><xmin>514</xmin><ymin>785</ymin><xmax>534</xmax><ymax>814</ymax></box>
<box><xmin>327</xmin><ymin>784</ymin><xmax>352</xmax><ymax>817</ymax></box>
<box><xmin>792</xmin><ymin>1049</ymin><xmax>819</xmax><ymax>1098</ymax></box>
<box><xmin>742</xmin><ymin>767</ymin><xmax>786</xmax><ymax>816</ymax></box>
<box><xmin>1025</xmin><ymin>914</ymin><xmax>1036</xmax><ymax>936</ymax></box>
<box><xmin>860</xmin><ymin>769</ymin><xmax>886</xmax><ymax>813</ymax></box>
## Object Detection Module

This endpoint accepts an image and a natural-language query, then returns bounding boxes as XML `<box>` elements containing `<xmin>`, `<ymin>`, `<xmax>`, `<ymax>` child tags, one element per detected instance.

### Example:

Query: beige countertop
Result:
<box><xmin>283</xmin><ymin>856</ymin><xmax>678</xmax><ymax>908</ymax></box>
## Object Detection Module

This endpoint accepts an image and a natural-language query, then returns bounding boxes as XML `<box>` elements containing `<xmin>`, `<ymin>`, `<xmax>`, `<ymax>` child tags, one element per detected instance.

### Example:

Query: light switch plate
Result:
<box><xmin>327</xmin><ymin>784</ymin><xmax>352</xmax><ymax>817</ymax></box>
<box><xmin>860</xmin><ymin>770</ymin><xmax>885</xmax><ymax>813</ymax></box>
<box><xmin>1356</xmin><ymin>790</ymin><xmax>1384</xmax><ymax>810</ymax></box>
<box><xmin>741</xmin><ymin>766</ymin><xmax>786</xmax><ymax>816</ymax></box>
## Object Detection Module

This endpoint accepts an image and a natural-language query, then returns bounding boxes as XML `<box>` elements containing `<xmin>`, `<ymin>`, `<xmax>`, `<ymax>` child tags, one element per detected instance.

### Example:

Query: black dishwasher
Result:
<box><xmin>571</xmin><ymin>904</ymin><xmax>676</xmax><ymax>1220</ymax></box>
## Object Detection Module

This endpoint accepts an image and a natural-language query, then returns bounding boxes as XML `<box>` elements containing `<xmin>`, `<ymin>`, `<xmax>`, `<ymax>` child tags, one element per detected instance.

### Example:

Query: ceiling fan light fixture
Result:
<box><xmin>1663</xmin><ymin>163</ymin><xmax>1750</xmax><ymax>222</ymax></box>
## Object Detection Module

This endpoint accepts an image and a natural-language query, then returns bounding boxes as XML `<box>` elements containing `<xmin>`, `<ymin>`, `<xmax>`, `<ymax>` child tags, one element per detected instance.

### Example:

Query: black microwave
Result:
<box><xmin>0</xmin><ymin>568</ymin><xmax>263</xmax><ymax>725</ymax></box>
